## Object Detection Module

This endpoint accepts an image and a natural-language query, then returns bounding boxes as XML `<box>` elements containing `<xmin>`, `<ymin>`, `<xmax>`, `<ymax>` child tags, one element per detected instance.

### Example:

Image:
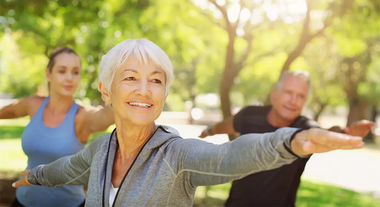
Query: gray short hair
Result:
<box><xmin>275</xmin><ymin>71</ymin><xmax>311</xmax><ymax>95</ymax></box>
<box><xmin>99</xmin><ymin>38</ymin><xmax>174</xmax><ymax>95</ymax></box>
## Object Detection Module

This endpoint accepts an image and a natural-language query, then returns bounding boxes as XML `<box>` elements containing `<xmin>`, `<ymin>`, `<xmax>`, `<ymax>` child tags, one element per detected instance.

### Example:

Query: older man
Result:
<box><xmin>199</xmin><ymin>71</ymin><xmax>373</xmax><ymax>207</ymax></box>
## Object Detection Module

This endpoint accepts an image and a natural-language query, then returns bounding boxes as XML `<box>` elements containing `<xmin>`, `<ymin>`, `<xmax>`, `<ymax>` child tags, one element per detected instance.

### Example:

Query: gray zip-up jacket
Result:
<box><xmin>28</xmin><ymin>125</ymin><xmax>302</xmax><ymax>207</ymax></box>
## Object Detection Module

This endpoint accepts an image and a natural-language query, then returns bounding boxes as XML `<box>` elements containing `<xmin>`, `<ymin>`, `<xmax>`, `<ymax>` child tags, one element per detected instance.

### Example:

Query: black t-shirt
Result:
<box><xmin>225</xmin><ymin>106</ymin><xmax>319</xmax><ymax>207</ymax></box>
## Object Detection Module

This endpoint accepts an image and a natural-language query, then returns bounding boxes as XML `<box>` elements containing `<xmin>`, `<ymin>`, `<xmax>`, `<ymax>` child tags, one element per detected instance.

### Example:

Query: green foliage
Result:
<box><xmin>0</xmin><ymin>126</ymin><xmax>24</xmax><ymax>140</ymax></box>
<box><xmin>302</xmin><ymin>37</ymin><xmax>347</xmax><ymax>113</ymax></box>
<box><xmin>0</xmin><ymin>0</ymin><xmax>152</xmax><ymax>103</ymax></box>
<box><xmin>0</xmin><ymin>0</ymin><xmax>226</xmax><ymax>106</ymax></box>
<box><xmin>366</xmin><ymin>58</ymin><xmax>380</xmax><ymax>105</ymax></box>
<box><xmin>235</xmin><ymin>54</ymin><xmax>285</xmax><ymax>103</ymax></box>
<box><xmin>0</xmin><ymin>0</ymin><xmax>379</xmax><ymax>113</ymax></box>
<box><xmin>165</xmin><ymin>93</ymin><xmax>186</xmax><ymax>111</ymax></box>
<box><xmin>0</xmin><ymin>33</ymin><xmax>47</xmax><ymax>98</ymax></box>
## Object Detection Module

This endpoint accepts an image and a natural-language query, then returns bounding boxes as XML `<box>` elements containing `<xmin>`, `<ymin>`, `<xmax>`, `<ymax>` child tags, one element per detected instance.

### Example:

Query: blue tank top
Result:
<box><xmin>17</xmin><ymin>97</ymin><xmax>86</xmax><ymax>207</ymax></box>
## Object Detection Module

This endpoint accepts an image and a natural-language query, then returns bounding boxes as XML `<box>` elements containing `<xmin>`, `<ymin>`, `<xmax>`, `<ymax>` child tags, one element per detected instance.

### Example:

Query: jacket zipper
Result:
<box><xmin>102</xmin><ymin>126</ymin><xmax>162</xmax><ymax>207</ymax></box>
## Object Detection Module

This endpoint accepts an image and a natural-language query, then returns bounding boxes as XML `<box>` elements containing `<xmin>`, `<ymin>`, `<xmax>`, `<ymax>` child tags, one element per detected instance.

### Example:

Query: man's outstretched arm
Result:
<box><xmin>328</xmin><ymin>120</ymin><xmax>374</xmax><ymax>137</ymax></box>
<box><xmin>199</xmin><ymin>116</ymin><xmax>237</xmax><ymax>138</ymax></box>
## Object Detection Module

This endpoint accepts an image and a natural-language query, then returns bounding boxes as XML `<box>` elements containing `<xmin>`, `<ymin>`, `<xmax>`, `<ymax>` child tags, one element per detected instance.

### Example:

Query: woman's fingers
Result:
<box><xmin>310</xmin><ymin>129</ymin><xmax>363</xmax><ymax>147</ymax></box>
<box><xmin>12</xmin><ymin>178</ymin><xmax>27</xmax><ymax>188</ymax></box>
<box><xmin>294</xmin><ymin>129</ymin><xmax>365</xmax><ymax>155</ymax></box>
<box><xmin>12</xmin><ymin>170</ymin><xmax>32</xmax><ymax>188</ymax></box>
<box><xmin>12</xmin><ymin>179</ymin><xmax>22</xmax><ymax>188</ymax></box>
<box><xmin>20</xmin><ymin>170</ymin><xmax>29</xmax><ymax>176</ymax></box>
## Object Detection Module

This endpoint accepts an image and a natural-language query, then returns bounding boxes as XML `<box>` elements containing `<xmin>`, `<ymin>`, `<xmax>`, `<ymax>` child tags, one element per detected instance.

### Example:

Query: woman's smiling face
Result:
<box><xmin>109</xmin><ymin>57</ymin><xmax>167</xmax><ymax>126</ymax></box>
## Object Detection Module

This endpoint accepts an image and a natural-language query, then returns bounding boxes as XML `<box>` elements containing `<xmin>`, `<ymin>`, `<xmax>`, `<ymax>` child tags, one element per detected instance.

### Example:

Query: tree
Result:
<box><xmin>0</xmin><ymin>0</ymin><xmax>150</xmax><ymax>103</ymax></box>
<box><xmin>198</xmin><ymin>0</ymin><xmax>256</xmax><ymax>120</ymax></box>
<box><xmin>300</xmin><ymin>36</ymin><xmax>346</xmax><ymax>122</ymax></box>
<box><xmin>191</xmin><ymin>0</ymin><xmax>346</xmax><ymax>124</ymax></box>
<box><xmin>278</xmin><ymin>0</ymin><xmax>351</xmax><ymax>75</ymax></box>
<box><xmin>330</xmin><ymin>0</ymin><xmax>380</xmax><ymax>126</ymax></box>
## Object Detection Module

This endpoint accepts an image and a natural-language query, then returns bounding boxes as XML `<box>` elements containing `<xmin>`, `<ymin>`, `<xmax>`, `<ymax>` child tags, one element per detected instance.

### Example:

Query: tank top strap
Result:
<box><xmin>67</xmin><ymin>101</ymin><xmax>80</xmax><ymax>117</ymax></box>
<box><xmin>33</xmin><ymin>97</ymin><xmax>50</xmax><ymax>120</ymax></box>
<box><xmin>60</xmin><ymin>100</ymin><xmax>80</xmax><ymax>126</ymax></box>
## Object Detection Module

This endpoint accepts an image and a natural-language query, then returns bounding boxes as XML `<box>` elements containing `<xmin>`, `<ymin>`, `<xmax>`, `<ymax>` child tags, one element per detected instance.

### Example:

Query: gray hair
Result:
<box><xmin>275</xmin><ymin>71</ymin><xmax>311</xmax><ymax>95</ymax></box>
<box><xmin>99</xmin><ymin>38</ymin><xmax>174</xmax><ymax>96</ymax></box>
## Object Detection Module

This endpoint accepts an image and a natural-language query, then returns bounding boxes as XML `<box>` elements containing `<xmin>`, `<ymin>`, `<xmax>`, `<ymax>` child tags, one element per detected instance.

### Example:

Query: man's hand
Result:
<box><xmin>291</xmin><ymin>128</ymin><xmax>364</xmax><ymax>157</ymax></box>
<box><xmin>344</xmin><ymin>120</ymin><xmax>374</xmax><ymax>137</ymax></box>
<box><xmin>12</xmin><ymin>170</ymin><xmax>32</xmax><ymax>188</ymax></box>
<box><xmin>199</xmin><ymin>127</ymin><xmax>211</xmax><ymax>138</ymax></box>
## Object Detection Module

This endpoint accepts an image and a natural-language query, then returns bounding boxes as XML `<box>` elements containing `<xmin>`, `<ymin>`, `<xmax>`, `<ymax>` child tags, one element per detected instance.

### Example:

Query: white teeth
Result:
<box><xmin>129</xmin><ymin>102</ymin><xmax>151</xmax><ymax>108</ymax></box>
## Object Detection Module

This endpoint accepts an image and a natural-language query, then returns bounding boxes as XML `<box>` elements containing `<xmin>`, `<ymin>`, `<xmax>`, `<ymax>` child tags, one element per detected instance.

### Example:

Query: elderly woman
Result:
<box><xmin>13</xmin><ymin>39</ymin><xmax>364</xmax><ymax>207</ymax></box>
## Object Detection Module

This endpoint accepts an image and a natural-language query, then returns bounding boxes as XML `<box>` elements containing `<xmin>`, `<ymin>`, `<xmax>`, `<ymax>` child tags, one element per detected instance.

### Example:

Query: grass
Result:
<box><xmin>1</xmin><ymin>120</ymin><xmax>380</xmax><ymax>206</ymax></box>
<box><xmin>194</xmin><ymin>181</ymin><xmax>380</xmax><ymax>207</ymax></box>
<box><xmin>296</xmin><ymin>181</ymin><xmax>380</xmax><ymax>207</ymax></box>
<box><xmin>0</xmin><ymin>126</ymin><xmax>25</xmax><ymax>140</ymax></box>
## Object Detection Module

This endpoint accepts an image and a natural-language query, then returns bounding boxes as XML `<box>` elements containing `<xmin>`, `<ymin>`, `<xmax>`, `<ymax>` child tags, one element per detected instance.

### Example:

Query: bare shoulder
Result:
<box><xmin>74</xmin><ymin>105</ymin><xmax>90</xmax><ymax>143</ymax></box>
<box><xmin>75</xmin><ymin>104</ymin><xmax>102</xmax><ymax>120</ymax></box>
<box><xmin>27</xmin><ymin>96</ymin><xmax>45</xmax><ymax>105</ymax></box>
<box><xmin>26</xmin><ymin>96</ymin><xmax>46</xmax><ymax>117</ymax></box>
<box><xmin>75</xmin><ymin>105</ymin><xmax>105</xmax><ymax>143</ymax></box>
<box><xmin>24</xmin><ymin>96</ymin><xmax>45</xmax><ymax>115</ymax></box>
<box><xmin>75</xmin><ymin>105</ymin><xmax>87</xmax><ymax>123</ymax></box>
<box><xmin>75</xmin><ymin>104</ymin><xmax>104</xmax><ymax>129</ymax></box>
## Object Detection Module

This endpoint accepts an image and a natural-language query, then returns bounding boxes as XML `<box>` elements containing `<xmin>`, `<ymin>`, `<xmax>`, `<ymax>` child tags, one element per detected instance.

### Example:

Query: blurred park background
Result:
<box><xmin>0</xmin><ymin>0</ymin><xmax>380</xmax><ymax>206</ymax></box>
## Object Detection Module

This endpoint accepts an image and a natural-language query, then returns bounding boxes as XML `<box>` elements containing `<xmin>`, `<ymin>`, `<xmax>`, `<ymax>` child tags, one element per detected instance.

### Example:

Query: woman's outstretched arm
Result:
<box><xmin>165</xmin><ymin>127</ymin><xmax>363</xmax><ymax>187</ymax></box>
<box><xmin>12</xmin><ymin>133</ymin><xmax>109</xmax><ymax>188</ymax></box>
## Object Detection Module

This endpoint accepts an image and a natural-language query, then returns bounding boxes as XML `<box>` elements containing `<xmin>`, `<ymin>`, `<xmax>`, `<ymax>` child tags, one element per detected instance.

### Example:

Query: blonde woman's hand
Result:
<box><xmin>12</xmin><ymin>170</ymin><xmax>32</xmax><ymax>188</ymax></box>
<box><xmin>291</xmin><ymin>128</ymin><xmax>364</xmax><ymax>157</ymax></box>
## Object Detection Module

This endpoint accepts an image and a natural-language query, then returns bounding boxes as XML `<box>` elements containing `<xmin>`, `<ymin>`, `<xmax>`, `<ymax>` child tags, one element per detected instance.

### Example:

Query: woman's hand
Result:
<box><xmin>12</xmin><ymin>170</ymin><xmax>32</xmax><ymax>188</ymax></box>
<box><xmin>291</xmin><ymin>128</ymin><xmax>364</xmax><ymax>157</ymax></box>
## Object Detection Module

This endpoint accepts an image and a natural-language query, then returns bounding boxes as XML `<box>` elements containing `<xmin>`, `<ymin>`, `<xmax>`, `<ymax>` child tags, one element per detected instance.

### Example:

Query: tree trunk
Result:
<box><xmin>343</xmin><ymin>49</ymin><xmax>372</xmax><ymax>127</ymax></box>
<box><xmin>280</xmin><ymin>41</ymin><xmax>309</xmax><ymax>74</ymax></box>
<box><xmin>370</xmin><ymin>105</ymin><xmax>377</xmax><ymax>140</ymax></box>
<box><xmin>346</xmin><ymin>97</ymin><xmax>371</xmax><ymax>126</ymax></box>
<box><xmin>371</xmin><ymin>105</ymin><xmax>377</xmax><ymax>124</ymax></box>
<box><xmin>220</xmin><ymin>32</ymin><xmax>236</xmax><ymax>120</ymax></box>
<box><xmin>346</xmin><ymin>97</ymin><xmax>372</xmax><ymax>141</ymax></box>
<box><xmin>207</xmin><ymin>0</ymin><xmax>254</xmax><ymax>141</ymax></box>
<box><xmin>313</xmin><ymin>103</ymin><xmax>327</xmax><ymax>122</ymax></box>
